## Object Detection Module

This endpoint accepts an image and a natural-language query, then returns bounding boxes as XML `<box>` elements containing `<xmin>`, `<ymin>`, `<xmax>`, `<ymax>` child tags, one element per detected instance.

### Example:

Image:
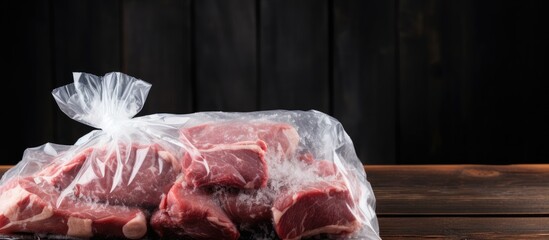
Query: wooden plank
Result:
<box><xmin>333</xmin><ymin>0</ymin><xmax>396</xmax><ymax>164</ymax></box>
<box><xmin>379</xmin><ymin>217</ymin><xmax>549</xmax><ymax>239</ymax></box>
<box><xmin>194</xmin><ymin>0</ymin><xmax>257</xmax><ymax>111</ymax></box>
<box><xmin>366</xmin><ymin>164</ymin><xmax>549</xmax><ymax>215</ymax></box>
<box><xmin>52</xmin><ymin>0</ymin><xmax>121</xmax><ymax>144</ymax></box>
<box><xmin>123</xmin><ymin>0</ymin><xmax>193</xmax><ymax>115</ymax></box>
<box><xmin>259</xmin><ymin>0</ymin><xmax>330</xmax><ymax>113</ymax></box>
<box><xmin>0</xmin><ymin>166</ymin><xmax>10</xmax><ymax>178</ymax></box>
<box><xmin>3</xmin><ymin>1</ymin><xmax>54</xmax><ymax>165</ymax></box>
<box><xmin>4</xmin><ymin>162</ymin><xmax>549</xmax><ymax>220</ymax></box>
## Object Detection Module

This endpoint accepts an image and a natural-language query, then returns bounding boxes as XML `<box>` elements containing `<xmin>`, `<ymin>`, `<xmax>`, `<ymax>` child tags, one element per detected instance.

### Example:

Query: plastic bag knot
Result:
<box><xmin>52</xmin><ymin>72</ymin><xmax>151</xmax><ymax>134</ymax></box>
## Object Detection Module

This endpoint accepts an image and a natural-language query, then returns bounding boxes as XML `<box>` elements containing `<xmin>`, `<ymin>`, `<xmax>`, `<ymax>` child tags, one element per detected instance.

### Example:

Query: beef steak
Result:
<box><xmin>183</xmin><ymin>140</ymin><xmax>267</xmax><ymax>189</ymax></box>
<box><xmin>181</xmin><ymin>122</ymin><xmax>299</xmax><ymax>160</ymax></box>
<box><xmin>151</xmin><ymin>182</ymin><xmax>239</xmax><ymax>240</ymax></box>
<box><xmin>54</xmin><ymin>143</ymin><xmax>180</xmax><ymax>207</ymax></box>
<box><xmin>0</xmin><ymin>178</ymin><xmax>147</xmax><ymax>239</ymax></box>
<box><xmin>272</xmin><ymin>181</ymin><xmax>360</xmax><ymax>240</ymax></box>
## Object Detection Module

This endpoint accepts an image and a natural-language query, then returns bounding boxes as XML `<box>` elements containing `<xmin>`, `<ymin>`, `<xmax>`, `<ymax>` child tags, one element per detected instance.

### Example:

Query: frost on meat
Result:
<box><xmin>218</xmin><ymin>189</ymin><xmax>273</xmax><ymax>226</ymax></box>
<box><xmin>0</xmin><ymin>119</ymin><xmax>368</xmax><ymax>239</ymax></box>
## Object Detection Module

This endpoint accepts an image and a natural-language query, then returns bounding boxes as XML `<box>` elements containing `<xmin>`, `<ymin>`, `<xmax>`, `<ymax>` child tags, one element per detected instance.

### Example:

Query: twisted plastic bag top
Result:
<box><xmin>52</xmin><ymin>72</ymin><xmax>151</xmax><ymax>133</ymax></box>
<box><xmin>0</xmin><ymin>72</ymin><xmax>380</xmax><ymax>240</ymax></box>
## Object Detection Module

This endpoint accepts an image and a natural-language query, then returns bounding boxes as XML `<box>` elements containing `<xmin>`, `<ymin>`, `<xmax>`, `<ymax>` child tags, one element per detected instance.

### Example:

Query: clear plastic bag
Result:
<box><xmin>0</xmin><ymin>72</ymin><xmax>380</xmax><ymax>239</ymax></box>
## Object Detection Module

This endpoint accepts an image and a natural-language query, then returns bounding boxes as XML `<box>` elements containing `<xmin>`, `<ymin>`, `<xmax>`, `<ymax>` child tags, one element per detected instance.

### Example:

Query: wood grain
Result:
<box><xmin>3</xmin><ymin>164</ymin><xmax>549</xmax><ymax>238</ymax></box>
<box><xmin>0</xmin><ymin>166</ymin><xmax>9</xmax><ymax>178</ymax></box>
<box><xmin>379</xmin><ymin>217</ymin><xmax>549</xmax><ymax>239</ymax></box>
<box><xmin>366</xmin><ymin>164</ymin><xmax>549</xmax><ymax>215</ymax></box>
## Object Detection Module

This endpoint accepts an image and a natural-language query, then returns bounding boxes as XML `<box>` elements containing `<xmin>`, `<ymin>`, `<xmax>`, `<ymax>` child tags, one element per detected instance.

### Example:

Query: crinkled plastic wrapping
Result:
<box><xmin>0</xmin><ymin>72</ymin><xmax>380</xmax><ymax>240</ymax></box>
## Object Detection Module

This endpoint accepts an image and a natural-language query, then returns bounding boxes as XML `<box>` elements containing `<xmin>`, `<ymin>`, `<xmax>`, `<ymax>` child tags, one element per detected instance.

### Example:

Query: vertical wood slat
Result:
<box><xmin>3</xmin><ymin>1</ymin><xmax>54</xmax><ymax>164</ymax></box>
<box><xmin>123</xmin><ymin>0</ymin><xmax>193</xmax><ymax>115</ymax></box>
<box><xmin>465</xmin><ymin>1</ymin><xmax>530</xmax><ymax>164</ymax></box>
<box><xmin>396</xmin><ymin>0</ymin><xmax>549</xmax><ymax>164</ymax></box>
<box><xmin>398</xmin><ymin>0</ymin><xmax>435</xmax><ymax>164</ymax></box>
<box><xmin>194</xmin><ymin>0</ymin><xmax>257</xmax><ymax>111</ymax></box>
<box><xmin>333</xmin><ymin>0</ymin><xmax>396</xmax><ymax>164</ymax></box>
<box><xmin>398</xmin><ymin>0</ymin><xmax>477</xmax><ymax>164</ymax></box>
<box><xmin>52</xmin><ymin>0</ymin><xmax>122</xmax><ymax>145</ymax></box>
<box><xmin>4</xmin><ymin>0</ymin><xmax>548</xmax><ymax>166</ymax></box>
<box><xmin>259</xmin><ymin>0</ymin><xmax>330</xmax><ymax>113</ymax></box>
<box><xmin>516</xmin><ymin>0</ymin><xmax>549</xmax><ymax>163</ymax></box>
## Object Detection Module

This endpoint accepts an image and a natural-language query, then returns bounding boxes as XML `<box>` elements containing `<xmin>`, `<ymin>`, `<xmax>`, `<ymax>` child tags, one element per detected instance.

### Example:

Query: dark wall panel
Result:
<box><xmin>194</xmin><ymin>0</ymin><xmax>257</xmax><ymax>111</ymax></box>
<box><xmin>398</xmin><ymin>0</ymin><xmax>444</xmax><ymax>164</ymax></box>
<box><xmin>398</xmin><ymin>0</ymin><xmax>549</xmax><ymax>164</ymax></box>
<box><xmin>52</xmin><ymin>0</ymin><xmax>122</xmax><ymax>144</ymax></box>
<box><xmin>123</xmin><ymin>0</ymin><xmax>193</xmax><ymax>115</ymax></box>
<box><xmin>515</xmin><ymin>0</ymin><xmax>549</xmax><ymax>163</ymax></box>
<box><xmin>4</xmin><ymin>1</ymin><xmax>54</xmax><ymax>164</ymax></box>
<box><xmin>333</xmin><ymin>0</ymin><xmax>396</xmax><ymax>164</ymax></box>
<box><xmin>260</xmin><ymin>0</ymin><xmax>329</xmax><ymax>113</ymax></box>
<box><xmin>2</xmin><ymin>0</ymin><xmax>548</xmax><ymax>165</ymax></box>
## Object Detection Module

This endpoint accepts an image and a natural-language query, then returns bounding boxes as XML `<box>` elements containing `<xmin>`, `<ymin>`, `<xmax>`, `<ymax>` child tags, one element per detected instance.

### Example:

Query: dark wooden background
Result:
<box><xmin>3</xmin><ymin>0</ymin><xmax>548</xmax><ymax>165</ymax></box>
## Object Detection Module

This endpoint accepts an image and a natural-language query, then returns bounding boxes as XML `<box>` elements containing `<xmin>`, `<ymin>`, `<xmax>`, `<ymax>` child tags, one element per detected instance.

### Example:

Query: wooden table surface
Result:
<box><xmin>2</xmin><ymin>165</ymin><xmax>549</xmax><ymax>239</ymax></box>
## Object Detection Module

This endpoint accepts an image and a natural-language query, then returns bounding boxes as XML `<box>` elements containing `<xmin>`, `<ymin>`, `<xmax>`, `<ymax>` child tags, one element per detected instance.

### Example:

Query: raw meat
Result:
<box><xmin>181</xmin><ymin>121</ymin><xmax>300</xmax><ymax>160</ymax></box>
<box><xmin>272</xmin><ymin>181</ymin><xmax>360</xmax><ymax>240</ymax></box>
<box><xmin>151</xmin><ymin>181</ymin><xmax>239</xmax><ymax>240</ymax></box>
<box><xmin>183</xmin><ymin>140</ymin><xmax>268</xmax><ymax>189</ymax></box>
<box><xmin>62</xmin><ymin>143</ymin><xmax>180</xmax><ymax>207</ymax></box>
<box><xmin>312</xmin><ymin>160</ymin><xmax>339</xmax><ymax>177</ymax></box>
<box><xmin>218</xmin><ymin>189</ymin><xmax>273</xmax><ymax>226</ymax></box>
<box><xmin>298</xmin><ymin>153</ymin><xmax>339</xmax><ymax>177</ymax></box>
<box><xmin>0</xmin><ymin>178</ymin><xmax>147</xmax><ymax>239</ymax></box>
<box><xmin>0</xmin><ymin>73</ymin><xmax>378</xmax><ymax>239</ymax></box>
<box><xmin>36</xmin><ymin>148</ymin><xmax>92</xmax><ymax>189</ymax></box>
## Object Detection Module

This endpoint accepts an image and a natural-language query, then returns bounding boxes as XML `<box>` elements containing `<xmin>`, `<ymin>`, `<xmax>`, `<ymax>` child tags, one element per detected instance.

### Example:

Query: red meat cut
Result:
<box><xmin>48</xmin><ymin>143</ymin><xmax>180</xmax><ymax>208</ymax></box>
<box><xmin>0</xmin><ymin>178</ymin><xmax>147</xmax><ymax>239</ymax></box>
<box><xmin>272</xmin><ymin>181</ymin><xmax>360</xmax><ymax>240</ymax></box>
<box><xmin>183</xmin><ymin>140</ymin><xmax>268</xmax><ymax>189</ymax></box>
<box><xmin>151</xmin><ymin>181</ymin><xmax>239</xmax><ymax>240</ymax></box>
<box><xmin>181</xmin><ymin>121</ymin><xmax>300</xmax><ymax>160</ymax></box>
<box><xmin>34</xmin><ymin>149</ymin><xmax>88</xmax><ymax>190</ymax></box>
<box><xmin>218</xmin><ymin>189</ymin><xmax>273</xmax><ymax>226</ymax></box>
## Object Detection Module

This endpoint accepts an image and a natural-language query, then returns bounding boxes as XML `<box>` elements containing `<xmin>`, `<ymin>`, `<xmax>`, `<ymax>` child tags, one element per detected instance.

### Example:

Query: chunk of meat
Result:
<box><xmin>62</xmin><ymin>143</ymin><xmax>180</xmax><ymax>207</ymax></box>
<box><xmin>298</xmin><ymin>153</ymin><xmax>339</xmax><ymax>177</ymax></box>
<box><xmin>150</xmin><ymin>182</ymin><xmax>239</xmax><ymax>240</ymax></box>
<box><xmin>181</xmin><ymin>121</ymin><xmax>300</xmax><ymax>160</ymax></box>
<box><xmin>36</xmin><ymin>148</ymin><xmax>92</xmax><ymax>189</ymax></box>
<box><xmin>272</xmin><ymin>181</ymin><xmax>360</xmax><ymax>240</ymax></box>
<box><xmin>0</xmin><ymin>178</ymin><xmax>147</xmax><ymax>239</ymax></box>
<box><xmin>183</xmin><ymin>140</ymin><xmax>267</xmax><ymax>189</ymax></box>
<box><xmin>218</xmin><ymin>189</ymin><xmax>273</xmax><ymax>225</ymax></box>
